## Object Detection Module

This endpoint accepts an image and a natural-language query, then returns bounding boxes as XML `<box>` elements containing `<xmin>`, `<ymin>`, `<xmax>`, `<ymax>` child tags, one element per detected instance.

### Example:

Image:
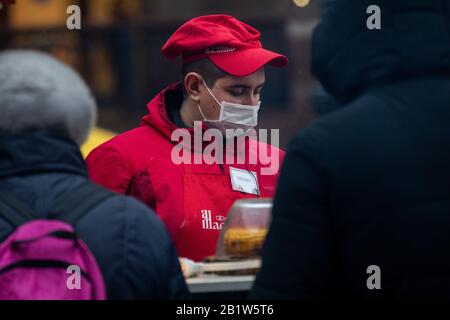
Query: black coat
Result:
<box><xmin>0</xmin><ymin>132</ymin><xmax>190</xmax><ymax>300</ymax></box>
<box><xmin>251</xmin><ymin>0</ymin><xmax>450</xmax><ymax>299</ymax></box>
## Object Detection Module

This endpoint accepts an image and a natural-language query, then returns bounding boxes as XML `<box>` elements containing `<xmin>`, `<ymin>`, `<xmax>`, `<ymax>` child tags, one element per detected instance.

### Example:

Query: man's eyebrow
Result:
<box><xmin>227</xmin><ymin>83</ymin><xmax>265</xmax><ymax>89</ymax></box>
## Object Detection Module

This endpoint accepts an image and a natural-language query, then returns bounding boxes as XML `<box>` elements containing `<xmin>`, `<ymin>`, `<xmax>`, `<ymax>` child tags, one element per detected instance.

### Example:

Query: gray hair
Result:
<box><xmin>0</xmin><ymin>50</ymin><xmax>96</xmax><ymax>146</ymax></box>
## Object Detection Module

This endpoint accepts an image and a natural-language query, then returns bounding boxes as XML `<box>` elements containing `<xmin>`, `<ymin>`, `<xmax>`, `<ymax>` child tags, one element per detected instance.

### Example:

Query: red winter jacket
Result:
<box><xmin>86</xmin><ymin>83</ymin><xmax>285</xmax><ymax>261</ymax></box>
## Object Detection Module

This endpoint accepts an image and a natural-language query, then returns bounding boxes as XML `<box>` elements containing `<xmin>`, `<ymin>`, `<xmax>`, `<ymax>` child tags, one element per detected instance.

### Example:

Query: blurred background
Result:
<box><xmin>0</xmin><ymin>0</ymin><xmax>323</xmax><ymax>152</ymax></box>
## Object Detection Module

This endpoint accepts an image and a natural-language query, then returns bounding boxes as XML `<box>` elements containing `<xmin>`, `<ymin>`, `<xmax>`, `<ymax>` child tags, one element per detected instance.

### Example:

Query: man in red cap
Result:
<box><xmin>86</xmin><ymin>14</ymin><xmax>288</xmax><ymax>262</ymax></box>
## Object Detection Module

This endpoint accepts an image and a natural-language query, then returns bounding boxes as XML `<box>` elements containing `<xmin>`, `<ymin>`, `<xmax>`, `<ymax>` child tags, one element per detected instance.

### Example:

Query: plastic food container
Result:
<box><xmin>215</xmin><ymin>198</ymin><xmax>272</xmax><ymax>258</ymax></box>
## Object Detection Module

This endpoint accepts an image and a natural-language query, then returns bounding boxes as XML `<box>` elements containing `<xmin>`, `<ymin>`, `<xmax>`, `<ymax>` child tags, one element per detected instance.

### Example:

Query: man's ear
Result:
<box><xmin>184</xmin><ymin>72</ymin><xmax>203</xmax><ymax>102</ymax></box>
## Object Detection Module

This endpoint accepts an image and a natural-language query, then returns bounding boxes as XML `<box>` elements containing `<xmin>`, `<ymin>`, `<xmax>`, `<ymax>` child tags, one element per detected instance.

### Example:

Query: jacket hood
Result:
<box><xmin>140</xmin><ymin>83</ymin><xmax>213</xmax><ymax>151</ymax></box>
<box><xmin>0</xmin><ymin>131</ymin><xmax>86</xmax><ymax>180</ymax></box>
<box><xmin>311</xmin><ymin>0</ymin><xmax>450</xmax><ymax>102</ymax></box>
<box><xmin>141</xmin><ymin>83</ymin><xmax>184</xmax><ymax>141</ymax></box>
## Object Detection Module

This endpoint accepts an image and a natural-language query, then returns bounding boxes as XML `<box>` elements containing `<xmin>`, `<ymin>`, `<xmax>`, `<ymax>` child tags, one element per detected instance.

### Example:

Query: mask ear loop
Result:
<box><xmin>202</xmin><ymin>79</ymin><xmax>222</xmax><ymax>106</ymax></box>
<box><xmin>196</xmin><ymin>102</ymin><xmax>209</xmax><ymax>121</ymax></box>
<box><xmin>200</xmin><ymin>78</ymin><xmax>224</xmax><ymax>122</ymax></box>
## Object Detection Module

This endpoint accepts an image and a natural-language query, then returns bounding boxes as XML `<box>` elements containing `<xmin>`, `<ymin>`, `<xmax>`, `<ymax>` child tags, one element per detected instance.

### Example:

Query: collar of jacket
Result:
<box><xmin>0</xmin><ymin>131</ymin><xmax>87</xmax><ymax>180</ymax></box>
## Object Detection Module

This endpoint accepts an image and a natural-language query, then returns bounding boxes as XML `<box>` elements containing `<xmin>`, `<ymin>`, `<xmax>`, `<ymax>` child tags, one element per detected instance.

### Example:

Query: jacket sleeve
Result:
<box><xmin>123</xmin><ymin>198</ymin><xmax>190</xmax><ymax>300</ymax></box>
<box><xmin>86</xmin><ymin>145</ymin><xmax>133</xmax><ymax>194</ymax></box>
<box><xmin>250</xmin><ymin>130</ymin><xmax>334</xmax><ymax>299</ymax></box>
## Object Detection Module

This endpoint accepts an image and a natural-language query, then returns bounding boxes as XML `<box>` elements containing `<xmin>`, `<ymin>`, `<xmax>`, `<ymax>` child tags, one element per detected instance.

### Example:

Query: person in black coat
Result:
<box><xmin>251</xmin><ymin>0</ymin><xmax>450</xmax><ymax>299</ymax></box>
<box><xmin>0</xmin><ymin>50</ymin><xmax>189</xmax><ymax>300</ymax></box>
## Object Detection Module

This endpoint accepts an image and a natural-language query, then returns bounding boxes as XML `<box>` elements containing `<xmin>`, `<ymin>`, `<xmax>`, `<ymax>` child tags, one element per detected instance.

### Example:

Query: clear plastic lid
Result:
<box><xmin>215</xmin><ymin>198</ymin><xmax>272</xmax><ymax>258</ymax></box>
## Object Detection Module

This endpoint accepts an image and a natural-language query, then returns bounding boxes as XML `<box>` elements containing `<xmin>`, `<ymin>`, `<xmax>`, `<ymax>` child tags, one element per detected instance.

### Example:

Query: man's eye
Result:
<box><xmin>228</xmin><ymin>89</ymin><xmax>245</xmax><ymax>97</ymax></box>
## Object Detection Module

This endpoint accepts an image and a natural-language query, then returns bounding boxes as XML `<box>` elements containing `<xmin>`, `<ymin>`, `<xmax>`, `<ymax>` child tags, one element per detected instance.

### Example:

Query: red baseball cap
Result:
<box><xmin>161</xmin><ymin>15</ymin><xmax>288</xmax><ymax>77</ymax></box>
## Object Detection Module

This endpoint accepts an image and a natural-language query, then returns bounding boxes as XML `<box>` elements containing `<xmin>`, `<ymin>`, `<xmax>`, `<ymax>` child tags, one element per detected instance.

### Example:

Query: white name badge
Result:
<box><xmin>229</xmin><ymin>167</ymin><xmax>260</xmax><ymax>196</ymax></box>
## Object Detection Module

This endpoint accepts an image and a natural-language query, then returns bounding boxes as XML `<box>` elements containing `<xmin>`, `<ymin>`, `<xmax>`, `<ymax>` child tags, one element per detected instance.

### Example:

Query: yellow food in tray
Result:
<box><xmin>224</xmin><ymin>228</ymin><xmax>268</xmax><ymax>256</ymax></box>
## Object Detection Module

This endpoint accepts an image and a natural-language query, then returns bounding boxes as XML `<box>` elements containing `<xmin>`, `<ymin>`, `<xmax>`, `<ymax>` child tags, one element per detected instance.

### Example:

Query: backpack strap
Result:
<box><xmin>49</xmin><ymin>181</ymin><xmax>116</xmax><ymax>226</ymax></box>
<box><xmin>0</xmin><ymin>190</ymin><xmax>33</xmax><ymax>228</ymax></box>
<box><xmin>0</xmin><ymin>181</ymin><xmax>115</xmax><ymax>229</ymax></box>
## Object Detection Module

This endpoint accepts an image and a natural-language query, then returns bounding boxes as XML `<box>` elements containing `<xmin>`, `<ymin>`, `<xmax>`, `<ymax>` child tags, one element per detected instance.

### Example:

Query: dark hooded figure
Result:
<box><xmin>251</xmin><ymin>0</ymin><xmax>450</xmax><ymax>299</ymax></box>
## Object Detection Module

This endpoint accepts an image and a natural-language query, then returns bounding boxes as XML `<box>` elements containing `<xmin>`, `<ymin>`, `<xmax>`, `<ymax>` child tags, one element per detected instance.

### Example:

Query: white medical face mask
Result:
<box><xmin>197</xmin><ymin>79</ymin><xmax>261</xmax><ymax>138</ymax></box>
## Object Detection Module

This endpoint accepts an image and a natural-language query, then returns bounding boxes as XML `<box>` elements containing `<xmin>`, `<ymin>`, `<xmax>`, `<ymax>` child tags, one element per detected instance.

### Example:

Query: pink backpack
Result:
<box><xmin>0</xmin><ymin>182</ymin><xmax>114</xmax><ymax>300</ymax></box>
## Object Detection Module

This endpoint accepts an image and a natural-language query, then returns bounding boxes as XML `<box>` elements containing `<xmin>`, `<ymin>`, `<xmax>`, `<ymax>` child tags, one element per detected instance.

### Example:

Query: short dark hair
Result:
<box><xmin>181</xmin><ymin>58</ymin><xmax>228</xmax><ymax>98</ymax></box>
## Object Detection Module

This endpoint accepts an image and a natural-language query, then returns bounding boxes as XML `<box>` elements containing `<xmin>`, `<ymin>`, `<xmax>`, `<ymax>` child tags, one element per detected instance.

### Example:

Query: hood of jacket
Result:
<box><xmin>311</xmin><ymin>0</ymin><xmax>450</xmax><ymax>102</ymax></box>
<box><xmin>0</xmin><ymin>131</ymin><xmax>86</xmax><ymax>180</ymax></box>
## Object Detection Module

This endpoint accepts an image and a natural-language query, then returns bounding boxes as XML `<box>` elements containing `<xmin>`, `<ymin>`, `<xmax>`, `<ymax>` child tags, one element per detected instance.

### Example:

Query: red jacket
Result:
<box><xmin>86</xmin><ymin>83</ymin><xmax>285</xmax><ymax>261</ymax></box>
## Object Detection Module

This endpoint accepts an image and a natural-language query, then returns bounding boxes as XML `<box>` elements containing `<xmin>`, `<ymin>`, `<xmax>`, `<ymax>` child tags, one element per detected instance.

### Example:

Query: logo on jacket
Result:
<box><xmin>201</xmin><ymin>210</ymin><xmax>225</xmax><ymax>230</ymax></box>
